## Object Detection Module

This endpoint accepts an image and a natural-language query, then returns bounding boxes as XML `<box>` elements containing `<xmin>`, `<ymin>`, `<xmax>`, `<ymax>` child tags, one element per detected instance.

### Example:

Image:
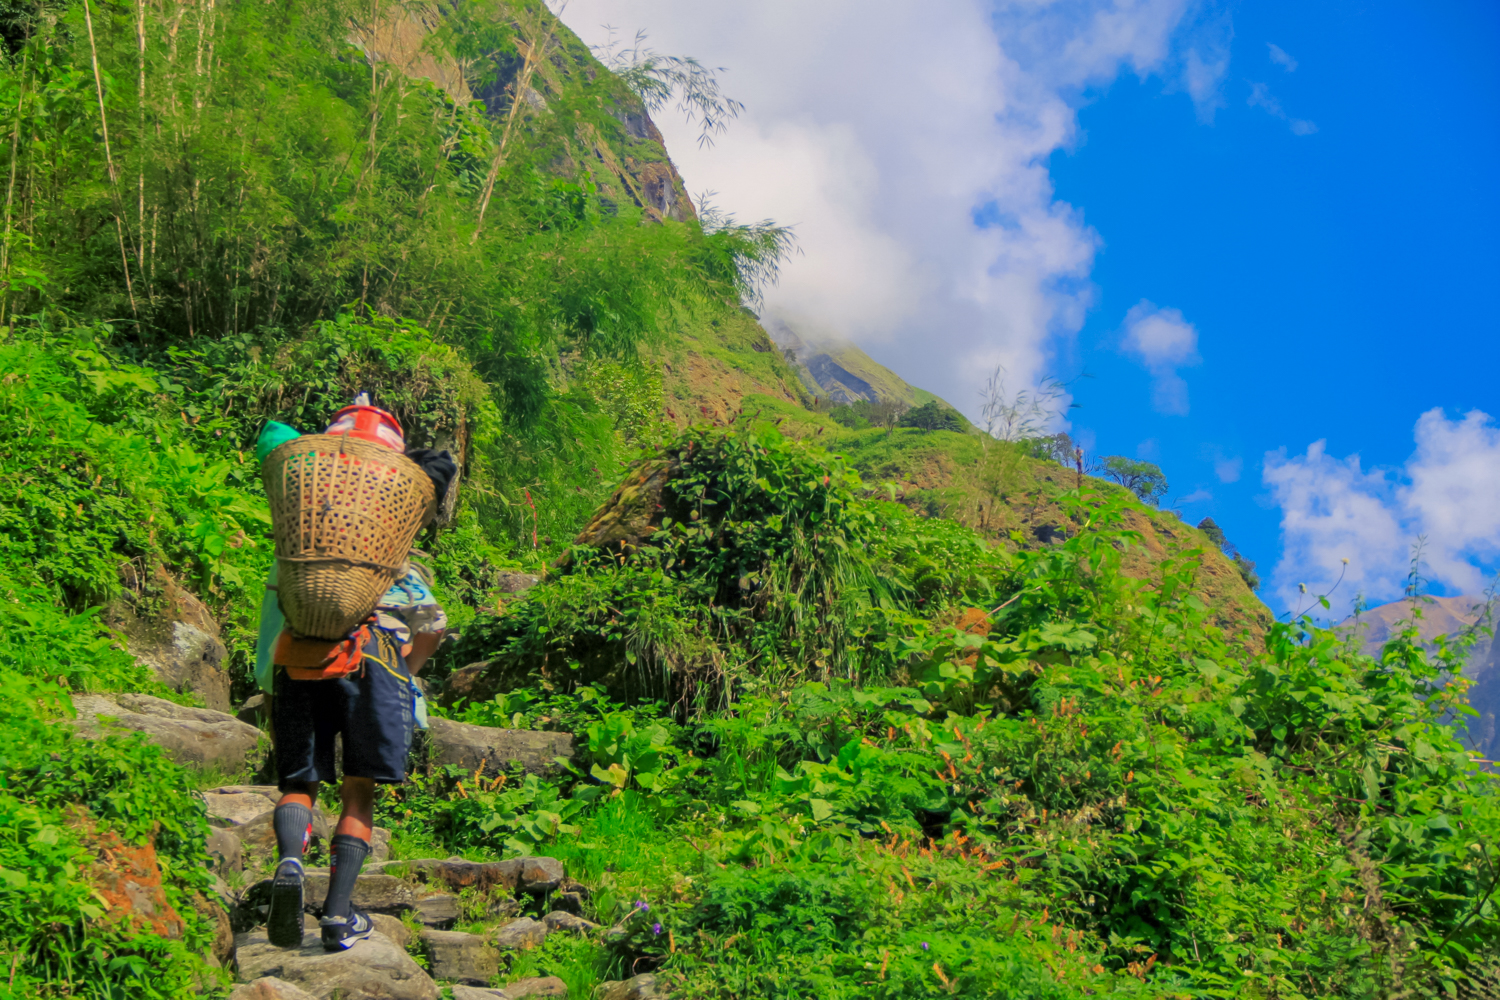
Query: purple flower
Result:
<box><xmin>652</xmin><ymin>922</ymin><xmax>663</xmax><ymax>935</ymax></box>
<box><xmin>921</xmin><ymin>942</ymin><xmax>930</xmax><ymax>951</ymax></box>
<box><xmin>634</xmin><ymin>900</ymin><xmax>650</xmax><ymax>913</ymax></box>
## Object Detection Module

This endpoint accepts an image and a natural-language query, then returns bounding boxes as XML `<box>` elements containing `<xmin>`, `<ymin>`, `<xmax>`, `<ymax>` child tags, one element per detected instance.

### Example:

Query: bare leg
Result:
<box><xmin>277</xmin><ymin>781</ymin><xmax>318</xmax><ymax>812</ymax></box>
<box><xmin>335</xmin><ymin>775</ymin><xmax>375</xmax><ymax>841</ymax></box>
<box><xmin>406</xmin><ymin>629</ymin><xmax>445</xmax><ymax>675</ymax></box>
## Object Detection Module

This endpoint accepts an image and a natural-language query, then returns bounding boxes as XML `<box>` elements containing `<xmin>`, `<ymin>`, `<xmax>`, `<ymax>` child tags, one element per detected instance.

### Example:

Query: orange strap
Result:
<box><xmin>274</xmin><ymin>622</ymin><xmax>373</xmax><ymax>681</ymax></box>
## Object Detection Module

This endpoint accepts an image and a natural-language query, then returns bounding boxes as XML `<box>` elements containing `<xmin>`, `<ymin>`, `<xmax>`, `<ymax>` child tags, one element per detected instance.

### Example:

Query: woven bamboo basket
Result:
<box><xmin>263</xmin><ymin>433</ymin><xmax>436</xmax><ymax>640</ymax></box>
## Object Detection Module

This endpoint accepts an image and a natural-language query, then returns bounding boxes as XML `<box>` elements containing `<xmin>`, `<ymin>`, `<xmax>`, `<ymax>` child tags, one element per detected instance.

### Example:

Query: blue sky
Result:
<box><xmin>560</xmin><ymin>0</ymin><xmax>1500</xmax><ymax>618</ymax></box>
<box><xmin>1050</xmin><ymin>0</ymin><xmax>1500</xmax><ymax>614</ymax></box>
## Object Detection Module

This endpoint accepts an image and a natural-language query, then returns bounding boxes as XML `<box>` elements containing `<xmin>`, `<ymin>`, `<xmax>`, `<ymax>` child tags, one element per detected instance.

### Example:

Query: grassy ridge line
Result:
<box><xmin>732</xmin><ymin>393</ymin><xmax>1270</xmax><ymax>638</ymax></box>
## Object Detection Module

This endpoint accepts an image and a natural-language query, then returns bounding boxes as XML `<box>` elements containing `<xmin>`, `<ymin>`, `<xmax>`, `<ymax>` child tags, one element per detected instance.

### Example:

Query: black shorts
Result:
<box><xmin>272</xmin><ymin>629</ymin><xmax>414</xmax><ymax>788</ymax></box>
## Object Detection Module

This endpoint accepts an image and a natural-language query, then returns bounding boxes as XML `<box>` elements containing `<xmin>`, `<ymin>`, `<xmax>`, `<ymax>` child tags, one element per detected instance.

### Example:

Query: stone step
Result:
<box><xmin>370</xmin><ymin>855</ymin><xmax>564</xmax><ymax>895</ymax></box>
<box><xmin>235</xmin><ymin>927</ymin><xmax>437</xmax><ymax>1000</ymax></box>
<box><xmin>450</xmin><ymin>976</ymin><xmax>567</xmax><ymax>1000</ymax></box>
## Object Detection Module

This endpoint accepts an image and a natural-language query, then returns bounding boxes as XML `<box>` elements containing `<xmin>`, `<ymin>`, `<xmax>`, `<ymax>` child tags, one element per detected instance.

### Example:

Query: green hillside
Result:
<box><xmin>0</xmin><ymin>2</ymin><xmax>1495</xmax><ymax>998</ymax></box>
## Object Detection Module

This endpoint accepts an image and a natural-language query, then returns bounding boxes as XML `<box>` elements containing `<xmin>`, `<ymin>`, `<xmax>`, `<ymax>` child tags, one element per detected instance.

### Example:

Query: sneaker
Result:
<box><xmin>266</xmin><ymin>857</ymin><xmax>305</xmax><ymax>949</ymax></box>
<box><xmin>320</xmin><ymin>903</ymin><xmax>374</xmax><ymax>952</ymax></box>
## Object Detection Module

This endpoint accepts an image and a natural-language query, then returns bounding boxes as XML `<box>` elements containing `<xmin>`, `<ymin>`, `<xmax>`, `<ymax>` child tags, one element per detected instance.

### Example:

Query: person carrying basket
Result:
<box><xmin>252</xmin><ymin>397</ymin><xmax>456</xmax><ymax>952</ymax></box>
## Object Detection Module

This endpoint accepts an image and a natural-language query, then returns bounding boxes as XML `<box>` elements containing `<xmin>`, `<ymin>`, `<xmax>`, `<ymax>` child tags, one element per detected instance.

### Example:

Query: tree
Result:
<box><xmin>900</xmin><ymin>400</ymin><xmax>964</xmax><ymax>433</ymax></box>
<box><xmin>1024</xmin><ymin>432</ymin><xmax>1075</xmax><ymax>466</ymax></box>
<box><xmin>1197</xmin><ymin>516</ymin><xmax>1229</xmax><ymax>551</ymax></box>
<box><xmin>1097</xmin><ymin>456</ymin><xmax>1168</xmax><ymax>506</ymax></box>
<box><xmin>1197</xmin><ymin>517</ymin><xmax>1260</xmax><ymax>591</ymax></box>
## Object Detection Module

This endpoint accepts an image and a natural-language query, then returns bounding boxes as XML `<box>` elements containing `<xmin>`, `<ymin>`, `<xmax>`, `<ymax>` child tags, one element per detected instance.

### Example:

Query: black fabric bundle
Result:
<box><xmin>404</xmin><ymin>448</ymin><xmax>457</xmax><ymax>503</ymax></box>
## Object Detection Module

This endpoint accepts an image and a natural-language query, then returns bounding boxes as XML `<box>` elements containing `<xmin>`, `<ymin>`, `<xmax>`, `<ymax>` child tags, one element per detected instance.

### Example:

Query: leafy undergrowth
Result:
<box><xmin>0</xmin><ymin>673</ymin><xmax>224</xmax><ymax>998</ymax></box>
<box><xmin>381</xmin><ymin>424</ymin><xmax>1500</xmax><ymax>999</ymax></box>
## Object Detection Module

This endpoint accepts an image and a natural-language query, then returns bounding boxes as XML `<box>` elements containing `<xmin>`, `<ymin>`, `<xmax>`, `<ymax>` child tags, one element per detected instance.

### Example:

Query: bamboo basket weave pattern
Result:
<box><xmin>263</xmin><ymin>434</ymin><xmax>435</xmax><ymax>640</ymax></box>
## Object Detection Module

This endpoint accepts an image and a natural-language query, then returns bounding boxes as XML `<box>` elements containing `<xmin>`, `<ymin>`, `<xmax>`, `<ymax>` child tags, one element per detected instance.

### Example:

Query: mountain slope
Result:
<box><xmin>765</xmin><ymin>317</ymin><xmax>953</xmax><ymax>408</ymax></box>
<box><xmin>1341</xmin><ymin>594</ymin><xmax>1500</xmax><ymax>760</ymax></box>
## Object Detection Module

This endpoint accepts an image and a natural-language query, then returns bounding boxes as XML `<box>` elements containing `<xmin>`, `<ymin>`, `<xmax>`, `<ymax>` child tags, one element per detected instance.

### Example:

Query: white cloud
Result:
<box><xmin>1403</xmin><ymin>409</ymin><xmax>1500</xmax><ymax>592</ymax></box>
<box><xmin>1214</xmin><ymin>454</ymin><xmax>1243</xmax><ymax>483</ymax></box>
<box><xmin>1183</xmin><ymin>46</ymin><xmax>1230</xmax><ymax>123</ymax></box>
<box><xmin>1179</xmin><ymin>487</ymin><xmax>1213</xmax><ymax>504</ymax></box>
<box><xmin>1247</xmin><ymin>81</ymin><xmax>1317</xmax><ymax>135</ymax></box>
<box><xmin>558</xmin><ymin>0</ymin><xmax>1215</xmax><ymax>420</ymax></box>
<box><xmin>1120</xmin><ymin>300</ymin><xmax>1200</xmax><ymax>416</ymax></box>
<box><xmin>1264</xmin><ymin>409</ymin><xmax>1500</xmax><ymax>618</ymax></box>
<box><xmin>1267</xmin><ymin>42</ymin><xmax>1297</xmax><ymax>72</ymax></box>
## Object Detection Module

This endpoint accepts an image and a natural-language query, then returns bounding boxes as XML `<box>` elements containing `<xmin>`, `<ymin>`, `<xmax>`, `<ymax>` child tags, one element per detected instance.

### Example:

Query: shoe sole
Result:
<box><xmin>266</xmin><ymin>867</ymin><xmax>304</xmax><ymax>949</ymax></box>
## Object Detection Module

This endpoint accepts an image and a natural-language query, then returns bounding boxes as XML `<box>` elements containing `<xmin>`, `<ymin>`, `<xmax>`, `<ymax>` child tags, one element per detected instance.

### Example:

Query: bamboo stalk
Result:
<box><xmin>83</xmin><ymin>0</ymin><xmax>139</xmax><ymax>317</ymax></box>
<box><xmin>2</xmin><ymin>43</ymin><xmax>31</xmax><ymax>278</ymax></box>
<box><xmin>471</xmin><ymin>6</ymin><xmax>559</xmax><ymax>244</ymax></box>
<box><xmin>137</xmin><ymin>0</ymin><xmax>147</xmax><ymax>299</ymax></box>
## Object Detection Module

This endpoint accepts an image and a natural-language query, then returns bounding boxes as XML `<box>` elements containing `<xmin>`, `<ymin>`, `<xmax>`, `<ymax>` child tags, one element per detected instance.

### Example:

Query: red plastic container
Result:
<box><xmin>325</xmin><ymin>404</ymin><xmax>405</xmax><ymax>452</ymax></box>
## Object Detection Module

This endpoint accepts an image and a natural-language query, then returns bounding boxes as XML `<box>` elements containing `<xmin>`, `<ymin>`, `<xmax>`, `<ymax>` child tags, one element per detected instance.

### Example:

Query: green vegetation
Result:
<box><xmin>900</xmin><ymin>400</ymin><xmax>968</xmax><ymax>433</ymax></box>
<box><xmin>1096</xmin><ymin>455</ymin><xmax>1170</xmax><ymax>507</ymax></box>
<box><xmin>423</xmin><ymin>423</ymin><xmax>1500</xmax><ymax>998</ymax></box>
<box><xmin>1199</xmin><ymin>517</ymin><xmax>1263</xmax><ymax>593</ymax></box>
<box><xmin>0</xmin><ymin>0</ymin><xmax>1494</xmax><ymax>998</ymax></box>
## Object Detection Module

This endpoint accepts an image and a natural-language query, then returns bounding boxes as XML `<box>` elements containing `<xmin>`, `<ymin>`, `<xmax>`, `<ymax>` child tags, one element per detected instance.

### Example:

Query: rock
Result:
<box><xmin>543</xmin><ymin>911</ymin><xmax>598</xmax><ymax>934</ymax></box>
<box><xmin>488</xmin><ymin>896</ymin><xmax>521</xmax><ymax>919</ymax></box>
<box><xmin>71</xmin><ymin>693</ymin><xmax>262</xmax><ymax>771</ymax></box>
<box><xmin>81</xmin><ymin>822</ymin><xmax>184</xmax><ymax>940</ymax></box>
<box><xmin>106</xmin><ymin>564</ymin><xmax>233</xmax><ymax>712</ymax></box>
<box><xmin>598</xmin><ymin>975</ymin><xmax>662</xmax><ymax>1000</ymax></box>
<box><xmin>298</xmin><ymin>872</ymin><xmax>415</xmax><ymax>914</ymax></box>
<box><xmin>415</xmin><ymin>893</ymin><xmax>460</xmax><ymax>928</ymax></box>
<box><xmin>421</xmin><ymin>929</ymin><xmax>499</xmax><ymax>985</ymax></box>
<box><xmin>223</xmin><ymin>783</ymin><xmax>284</xmax><ymax>799</ymax></box>
<box><xmin>450</xmin><ymin>988</ymin><xmax>509</xmax><ymax>1000</ymax></box>
<box><xmin>235</xmin><ymin>808</ymin><xmax>331</xmax><ymax>867</ymax></box>
<box><xmin>208</xmin><ymin>873</ymin><xmax>235</xmax><ymax>910</ymax></box>
<box><xmin>501</xmin><ymin>977</ymin><xmax>568</xmax><ymax>998</ymax></box>
<box><xmin>567</xmin><ymin>459</ymin><xmax>683</xmax><ymax>557</ymax></box>
<box><xmin>553</xmin><ymin>891</ymin><xmax>586</xmax><ymax>915</ymax></box>
<box><xmin>370</xmin><ymin>913</ymin><xmax>411</xmax><ymax>948</ymax></box>
<box><xmin>495</xmin><ymin>571</ymin><xmax>540</xmax><ymax>594</ymax></box>
<box><xmin>491</xmin><ymin>916</ymin><xmax>547</xmax><ymax>951</ymax></box>
<box><xmin>229</xmin><ymin>977</ymin><xmax>319</xmax><ymax>1000</ymax></box>
<box><xmin>516</xmin><ymin>856</ymin><xmax>565</xmax><ymax>894</ymax></box>
<box><xmin>203</xmin><ymin>786</ymin><xmax>279</xmax><ymax>827</ymax></box>
<box><xmin>371</xmin><ymin>825</ymin><xmax>392</xmax><ymax>863</ymax></box>
<box><xmin>236</xmin><ymin>927</ymin><xmax>438</xmax><ymax>999</ymax></box>
<box><xmin>438</xmin><ymin>662</ymin><xmax>501</xmax><ymax>709</ymax></box>
<box><xmin>375</xmin><ymin>857</ymin><xmax>524</xmax><ymax>894</ymax></box>
<box><xmin>206</xmin><ymin>827</ymin><xmax>243</xmax><ymax>876</ymax></box>
<box><xmin>237</xmin><ymin>693</ymin><xmax>268</xmax><ymax>727</ymax></box>
<box><xmin>187</xmin><ymin>889</ymin><xmax>236</xmax><ymax>967</ymax></box>
<box><xmin>425</xmin><ymin>718</ymin><xmax>573</xmax><ymax>777</ymax></box>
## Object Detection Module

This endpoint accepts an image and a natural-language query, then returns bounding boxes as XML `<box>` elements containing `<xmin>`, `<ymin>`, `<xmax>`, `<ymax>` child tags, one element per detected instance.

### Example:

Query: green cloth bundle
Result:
<box><xmin>255</xmin><ymin>421</ymin><xmax>301</xmax><ymax>462</ymax></box>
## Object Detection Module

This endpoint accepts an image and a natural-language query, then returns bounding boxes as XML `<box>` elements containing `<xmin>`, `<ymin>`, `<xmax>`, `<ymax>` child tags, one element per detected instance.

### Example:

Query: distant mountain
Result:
<box><xmin>1339</xmin><ymin>595</ymin><xmax>1500</xmax><ymax>761</ymax></box>
<box><xmin>763</xmin><ymin>317</ymin><xmax>951</xmax><ymax>409</ymax></box>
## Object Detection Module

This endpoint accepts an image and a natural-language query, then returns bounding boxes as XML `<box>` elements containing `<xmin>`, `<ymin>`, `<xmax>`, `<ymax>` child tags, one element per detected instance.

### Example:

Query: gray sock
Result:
<box><xmin>272</xmin><ymin>802</ymin><xmax>314</xmax><ymax>864</ymax></box>
<box><xmin>323</xmin><ymin>834</ymin><xmax>370</xmax><ymax>919</ymax></box>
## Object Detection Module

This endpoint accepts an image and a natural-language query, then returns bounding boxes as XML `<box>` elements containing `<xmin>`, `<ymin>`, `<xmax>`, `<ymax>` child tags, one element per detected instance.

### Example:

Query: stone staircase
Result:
<box><xmin>66</xmin><ymin>691</ymin><xmax>663</xmax><ymax>999</ymax></box>
<box><xmin>208</xmin><ymin>784</ymin><xmax>662</xmax><ymax>1000</ymax></box>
